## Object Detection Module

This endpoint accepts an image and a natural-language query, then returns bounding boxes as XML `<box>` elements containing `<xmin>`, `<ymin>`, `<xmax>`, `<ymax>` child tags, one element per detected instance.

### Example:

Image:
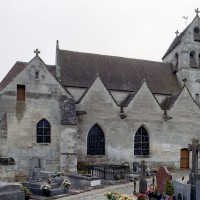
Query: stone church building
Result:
<box><xmin>0</xmin><ymin>10</ymin><xmax>200</xmax><ymax>179</ymax></box>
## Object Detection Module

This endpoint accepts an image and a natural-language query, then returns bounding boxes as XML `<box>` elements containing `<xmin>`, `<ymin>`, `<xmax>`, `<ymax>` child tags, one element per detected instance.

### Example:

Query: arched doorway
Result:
<box><xmin>180</xmin><ymin>148</ymin><xmax>189</xmax><ymax>169</ymax></box>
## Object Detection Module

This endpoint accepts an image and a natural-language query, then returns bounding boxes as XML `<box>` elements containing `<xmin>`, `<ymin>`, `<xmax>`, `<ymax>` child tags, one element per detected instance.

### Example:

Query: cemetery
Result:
<box><xmin>2</xmin><ymin>138</ymin><xmax>200</xmax><ymax>199</ymax></box>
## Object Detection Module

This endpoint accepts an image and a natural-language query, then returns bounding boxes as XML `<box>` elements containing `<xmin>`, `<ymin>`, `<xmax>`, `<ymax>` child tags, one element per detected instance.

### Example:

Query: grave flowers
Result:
<box><xmin>137</xmin><ymin>193</ymin><xmax>148</xmax><ymax>200</ymax></box>
<box><xmin>104</xmin><ymin>191</ymin><xmax>136</xmax><ymax>200</ymax></box>
<box><xmin>40</xmin><ymin>182</ymin><xmax>51</xmax><ymax>197</ymax></box>
<box><xmin>62</xmin><ymin>179</ymin><xmax>71</xmax><ymax>188</ymax></box>
<box><xmin>146</xmin><ymin>184</ymin><xmax>157</xmax><ymax>198</ymax></box>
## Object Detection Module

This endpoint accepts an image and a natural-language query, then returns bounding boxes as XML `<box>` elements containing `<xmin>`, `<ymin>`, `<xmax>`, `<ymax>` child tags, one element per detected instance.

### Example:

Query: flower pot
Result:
<box><xmin>168</xmin><ymin>195</ymin><xmax>173</xmax><ymax>200</ymax></box>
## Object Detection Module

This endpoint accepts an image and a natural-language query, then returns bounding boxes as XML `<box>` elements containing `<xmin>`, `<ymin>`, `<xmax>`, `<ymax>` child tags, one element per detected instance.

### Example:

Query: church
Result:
<box><xmin>0</xmin><ymin>9</ymin><xmax>200</xmax><ymax>180</ymax></box>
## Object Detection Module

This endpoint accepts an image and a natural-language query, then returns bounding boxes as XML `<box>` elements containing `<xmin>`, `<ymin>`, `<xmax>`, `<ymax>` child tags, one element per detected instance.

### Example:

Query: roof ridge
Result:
<box><xmin>59</xmin><ymin>49</ymin><xmax>163</xmax><ymax>64</ymax></box>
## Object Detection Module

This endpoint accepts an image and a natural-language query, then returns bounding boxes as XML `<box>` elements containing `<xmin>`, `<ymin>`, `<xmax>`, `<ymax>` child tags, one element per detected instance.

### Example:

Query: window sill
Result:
<box><xmin>36</xmin><ymin>143</ymin><xmax>50</xmax><ymax>146</ymax></box>
<box><xmin>86</xmin><ymin>155</ymin><xmax>105</xmax><ymax>158</ymax></box>
<box><xmin>134</xmin><ymin>155</ymin><xmax>151</xmax><ymax>158</ymax></box>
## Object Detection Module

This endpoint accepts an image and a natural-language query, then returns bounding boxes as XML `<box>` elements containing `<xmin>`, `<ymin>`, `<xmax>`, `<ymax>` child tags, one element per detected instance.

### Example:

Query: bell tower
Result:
<box><xmin>162</xmin><ymin>9</ymin><xmax>200</xmax><ymax>100</ymax></box>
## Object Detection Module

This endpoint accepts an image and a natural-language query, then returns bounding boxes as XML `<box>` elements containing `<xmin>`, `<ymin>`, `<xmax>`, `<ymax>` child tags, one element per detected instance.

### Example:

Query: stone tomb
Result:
<box><xmin>67</xmin><ymin>173</ymin><xmax>101</xmax><ymax>187</ymax></box>
<box><xmin>23</xmin><ymin>170</ymin><xmax>68</xmax><ymax>197</ymax></box>
<box><xmin>0</xmin><ymin>183</ymin><xmax>24</xmax><ymax>200</ymax></box>
<box><xmin>172</xmin><ymin>180</ymin><xmax>191</xmax><ymax>200</ymax></box>
<box><xmin>155</xmin><ymin>166</ymin><xmax>171</xmax><ymax>194</ymax></box>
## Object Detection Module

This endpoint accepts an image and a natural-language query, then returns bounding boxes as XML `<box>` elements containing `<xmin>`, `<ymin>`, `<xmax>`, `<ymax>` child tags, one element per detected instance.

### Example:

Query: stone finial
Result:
<box><xmin>195</xmin><ymin>8</ymin><xmax>200</xmax><ymax>16</ymax></box>
<box><xmin>34</xmin><ymin>49</ymin><xmax>40</xmax><ymax>56</ymax></box>
<box><xmin>175</xmin><ymin>30</ymin><xmax>179</xmax><ymax>37</ymax></box>
<box><xmin>56</xmin><ymin>40</ymin><xmax>59</xmax><ymax>49</ymax></box>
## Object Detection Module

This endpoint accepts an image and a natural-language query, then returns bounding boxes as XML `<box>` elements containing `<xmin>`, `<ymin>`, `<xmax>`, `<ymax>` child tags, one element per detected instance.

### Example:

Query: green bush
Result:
<box><xmin>164</xmin><ymin>178</ymin><xmax>174</xmax><ymax>195</ymax></box>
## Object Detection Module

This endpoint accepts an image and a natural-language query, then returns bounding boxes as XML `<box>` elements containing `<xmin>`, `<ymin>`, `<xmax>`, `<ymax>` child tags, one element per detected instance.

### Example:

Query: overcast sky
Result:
<box><xmin>0</xmin><ymin>0</ymin><xmax>199</xmax><ymax>81</ymax></box>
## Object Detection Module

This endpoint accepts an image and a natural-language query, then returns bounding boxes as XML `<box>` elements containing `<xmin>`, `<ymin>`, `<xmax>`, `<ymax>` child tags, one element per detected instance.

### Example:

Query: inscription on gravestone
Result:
<box><xmin>156</xmin><ymin>166</ymin><xmax>171</xmax><ymax>193</ymax></box>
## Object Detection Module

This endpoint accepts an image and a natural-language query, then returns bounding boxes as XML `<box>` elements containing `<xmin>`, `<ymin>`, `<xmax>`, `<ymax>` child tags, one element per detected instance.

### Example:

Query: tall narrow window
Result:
<box><xmin>87</xmin><ymin>124</ymin><xmax>105</xmax><ymax>155</ymax></box>
<box><xmin>190</xmin><ymin>51</ymin><xmax>197</xmax><ymax>68</ymax></box>
<box><xmin>17</xmin><ymin>85</ymin><xmax>25</xmax><ymax>101</ymax></box>
<box><xmin>198</xmin><ymin>53</ymin><xmax>200</xmax><ymax>68</ymax></box>
<box><xmin>196</xmin><ymin>94</ymin><xmax>199</xmax><ymax>104</ymax></box>
<box><xmin>173</xmin><ymin>53</ymin><xmax>178</xmax><ymax>72</ymax></box>
<box><xmin>35</xmin><ymin>71</ymin><xmax>39</xmax><ymax>79</ymax></box>
<box><xmin>37</xmin><ymin>119</ymin><xmax>51</xmax><ymax>143</ymax></box>
<box><xmin>194</xmin><ymin>27</ymin><xmax>200</xmax><ymax>42</ymax></box>
<box><xmin>134</xmin><ymin>126</ymin><xmax>149</xmax><ymax>156</ymax></box>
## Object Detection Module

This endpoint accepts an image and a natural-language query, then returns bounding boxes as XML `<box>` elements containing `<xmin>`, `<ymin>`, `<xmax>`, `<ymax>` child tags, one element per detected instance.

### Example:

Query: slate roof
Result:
<box><xmin>59</xmin><ymin>50</ymin><xmax>180</xmax><ymax>95</ymax></box>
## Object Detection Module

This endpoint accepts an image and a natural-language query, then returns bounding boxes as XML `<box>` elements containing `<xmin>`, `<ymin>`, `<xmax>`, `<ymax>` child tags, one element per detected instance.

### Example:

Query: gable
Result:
<box><xmin>0</xmin><ymin>56</ymin><xmax>71</xmax><ymax>98</ymax></box>
<box><xmin>78</xmin><ymin>76</ymin><xmax>118</xmax><ymax>108</ymax></box>
<box><xmin>127</xmin><ymin>81</ymin><xmax>162</xmax><ymax>113</ymax></box>
<box><xmin>169</xmin><ymin>86</ymin><xmax>199</xmax><ymax>113</ymax></box>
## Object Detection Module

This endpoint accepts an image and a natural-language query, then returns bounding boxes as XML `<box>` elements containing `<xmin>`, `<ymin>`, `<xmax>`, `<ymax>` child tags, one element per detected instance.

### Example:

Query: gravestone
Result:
<box><xmin>156</xmin><ymin>166</ymin><xmax>171</xmax><ymax>193</ymax></box>
<box><xmin>0</xmin><ymin>184</ymin><xmax>24</xmax><ymax>200</ymax></box>
<box><xmin>188</xmin><ymin>138</ymin><xmax>200</xmax><ymax>200</ymax></box>
<box><xmin>172</xmin><ymin>180</ymin><xmax>191</xmax><ymax>200</ymax></box>
<box><xmin>195</xmin><ymin>180</ymin><xmax>200</xmax><ymax>200</ymax></box>
<box><xmin>139</xmin><ymin>160</ymin><xmax>147</xmax><ymax>194</ymax></box>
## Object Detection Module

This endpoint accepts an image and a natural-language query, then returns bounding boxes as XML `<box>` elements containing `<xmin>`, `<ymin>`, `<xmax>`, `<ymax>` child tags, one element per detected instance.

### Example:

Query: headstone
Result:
<box><xmin>195</xmin><ymin>180</ymin><xmax>200</xmax><ymax>200</ymax></box>
<box><xmin>188</xmin><ymin>138</ymin><xmax>200</xmax><ymax>200</ymax></box>
<box><xmin>172</xmin><ymin>180</ymin><xmax>191</xmax><ymax>200</ymax></box>
<box><xmin>139</xmin><ymin>160</ymin><xmax>147</xmax><ymax>194</ymax></box>
<box><xmin>156</xmin><ymin>166</ymin><xmax>171</xmax><ymax>193</ymax></box>
<box><xmin>0</xmin><ymin>184</ymin><xmax>24</xmax><ymax>200</ymax></box>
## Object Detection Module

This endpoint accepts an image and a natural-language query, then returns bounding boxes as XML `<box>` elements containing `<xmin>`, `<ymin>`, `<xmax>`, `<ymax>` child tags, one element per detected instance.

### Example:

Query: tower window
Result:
<box><xmin>35</xmin><ymin>71</ymin><xmax>39</xmax><ymax>79</ymax></box>
<box><xmin>196</xmin><ymin>94</ymin><xmax>199</xmax><ymax>104</ymax></box>
<box><xmin>190</xmin><ymin>51</ymin><xmax>197</xmax><ymax>68</ymax></box>
<box><xmin>17</xmin><ymin>85</ymin><xmax>25</xmax><ymax>101</ymax></box>
<box><xmin>194</xmin><ymin>27</ymin><xmax>200</xmax><ymax>42</ymax></box>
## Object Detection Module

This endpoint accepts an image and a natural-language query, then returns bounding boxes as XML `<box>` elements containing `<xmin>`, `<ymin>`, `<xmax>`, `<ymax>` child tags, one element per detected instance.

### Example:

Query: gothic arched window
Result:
<box><xmin>87</xmin><ymin>124</ymin><xmax>105</xmax><ymax>155</ymax></box>
<box><xmin>134</xmin><ymin>126</ymin><xmax>149</xmax><ymax>156</ymax></box>
<box><xmin>194</xmin><ymin>27</ymin><xmax>200</xmax><ymax>42</ymax></box>
<box><xmin>37</xmin><ymin>119</ymin><xmax>51</xmax><ymax>143</ymax></box>
<box><xmin>190</xmin><ymin>51</ymin><xmax>197</xmax><ymax>68</ymax></box>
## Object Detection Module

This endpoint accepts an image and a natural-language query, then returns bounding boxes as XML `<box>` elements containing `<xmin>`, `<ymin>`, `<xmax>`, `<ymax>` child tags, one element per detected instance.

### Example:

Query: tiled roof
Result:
<box><xmin>59</xmin><ymin>50</ymin><xmax>180</xmax><ymax>95</ymax></box>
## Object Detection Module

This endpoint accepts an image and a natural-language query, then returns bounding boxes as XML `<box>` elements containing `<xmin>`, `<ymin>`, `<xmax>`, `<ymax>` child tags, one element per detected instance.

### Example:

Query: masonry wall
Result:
<box><xmin>0</xmin><ymin>58</ymin><xmax>77</xmax><ymax>179</ymax></box>
<box><xmin>75</xmin><ymin>78</ymin><xmax>200</xmax><ymax>170</ymax></box>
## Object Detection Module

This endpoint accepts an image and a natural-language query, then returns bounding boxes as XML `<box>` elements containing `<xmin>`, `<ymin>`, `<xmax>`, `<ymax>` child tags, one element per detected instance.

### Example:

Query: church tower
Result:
<box><xmin>162</xmin><ymin>9</ymin><xmax>200</xmax><ymax>101</ymax></box>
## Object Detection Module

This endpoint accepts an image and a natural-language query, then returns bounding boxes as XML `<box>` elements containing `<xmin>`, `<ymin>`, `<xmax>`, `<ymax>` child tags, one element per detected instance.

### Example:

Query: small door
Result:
<box><xmin>180</xmin><ymin>148</ymin><xmax>189</xmax><ymax>169</ymax></box>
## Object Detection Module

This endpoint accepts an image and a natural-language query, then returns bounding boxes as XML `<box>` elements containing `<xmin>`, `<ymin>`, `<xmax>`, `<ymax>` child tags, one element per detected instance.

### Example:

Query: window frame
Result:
<box><xmin>87</xmin><ymin>124</ymin><xmax>105</xmax><ymax>156</ymax></box>
<box><xmin>36</xmin><ymin>119</ymin><xmax>51</xmax><ymax>143</ymax></box>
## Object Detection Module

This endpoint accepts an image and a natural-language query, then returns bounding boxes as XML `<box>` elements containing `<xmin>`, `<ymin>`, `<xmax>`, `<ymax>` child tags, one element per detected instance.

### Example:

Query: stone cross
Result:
<box><xmin>139</xmin><ymin>160</ymin><xmax>147</xmax><ymax>194</ymax></box>
<box><xmin>195</xmin><ymin>8</ymin><xmax>200</xmax><ymax>16</ymax></box>
<box><xmin>140</xmin><ymin>160</ymin><xmax>147</xmax><ymax>180</ymax></box>
<box><xmin>188</xmin><ymin>138</ymin><xmax>200</xmax><ymax>173</ymax></box>
<box><xmin>34</xmin><ymin>49</ymin><xmax>40</xmax><ymax>56</ymax></box>
<box><xmin>175</xmin><ymin>30</ymin><xmax>179</xmax><ymax>37</ymax></box>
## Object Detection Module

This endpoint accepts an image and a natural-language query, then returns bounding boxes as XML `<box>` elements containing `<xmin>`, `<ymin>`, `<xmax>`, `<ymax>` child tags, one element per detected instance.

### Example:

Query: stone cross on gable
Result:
<box><xmin>175</xmin><ymin>30</ymin><xmax>179</xmax><ymax>37</ymax></box>
<box><xmin>188</xmin><ymin>138</ymin><xmax>200</xmax><ymax>173</ymax></box>
<box><xmin>195</xmin><ymin>8</ymin><xmax>200</xmax><ymax>16</ymax></box>
<box><xmin>34</xmin><ymin>49</ymin><xmax>40</xmax><ymax>56</ymax></box>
